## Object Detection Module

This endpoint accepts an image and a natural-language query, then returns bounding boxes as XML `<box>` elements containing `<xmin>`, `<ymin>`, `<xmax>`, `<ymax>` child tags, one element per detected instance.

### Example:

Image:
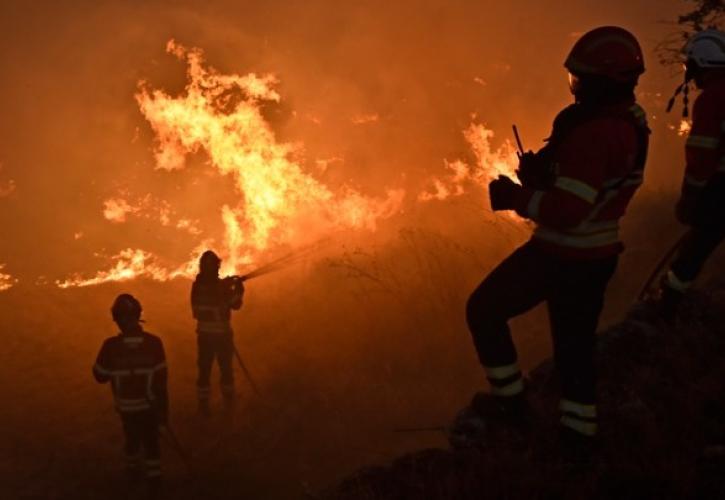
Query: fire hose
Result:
<box><xmin>637</xmin><ymin>231</ymin><xmax>689</xmax><ymax>302</ymax></box>
<box><xmin>160</xmin><ymin>424</ymin><xmax>192</xmax><ymax>473</ymax></box>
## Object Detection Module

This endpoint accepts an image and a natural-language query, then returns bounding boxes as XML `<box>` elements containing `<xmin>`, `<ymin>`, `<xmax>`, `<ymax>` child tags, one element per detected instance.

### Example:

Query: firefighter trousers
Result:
<box><xmin>466</xmin><ymin>241</ymin><xmax>617</xmax><ymax>435</ymax></box>
<box><xmin>197</xmin><ymin>331</ymin><xmax>234</xmax><ymax>399</ymax></box>
<box><xmin>120</xmin><ymin>410</ymin><xmax>161</xmax><ymax>480</ymax></box>
<box><xmin>670</xmin><ymin>174</ymin><xmax>725</xmax><ymax>288</ymax></box>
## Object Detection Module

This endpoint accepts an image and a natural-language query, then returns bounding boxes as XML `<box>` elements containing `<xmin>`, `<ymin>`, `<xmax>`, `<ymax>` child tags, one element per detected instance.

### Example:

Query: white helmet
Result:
<box><xmin>685</xmin><ymin>29</ymin><xmax>725</xmax><ymax>69</ymax></box>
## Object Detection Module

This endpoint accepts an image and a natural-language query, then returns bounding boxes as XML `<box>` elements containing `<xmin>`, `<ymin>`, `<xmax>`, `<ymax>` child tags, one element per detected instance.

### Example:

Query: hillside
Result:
<box><xmin>323</xmin><ymin>280</ymin><xmax>725</xmax><ymax>500</ymax></box>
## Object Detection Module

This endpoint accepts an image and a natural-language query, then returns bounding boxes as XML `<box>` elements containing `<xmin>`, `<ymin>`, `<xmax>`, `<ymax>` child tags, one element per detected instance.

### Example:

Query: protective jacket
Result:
<box><xmin>513</xmin><ymin>99</ymin><xmax>649</xmax><ymax>259</ymax></box>
<box><xmin>93</xmin><ymin>329</ymin><xmax>168</xmax><ymax>416</ymax></box>
<box><xmin>682</xmin><ymin>77</ymin><xmax>725</xmax><ymax>192</ymax></box>
<box><xmin>191</xmin><ymin>276</ymin><xmax>243</xmax><ymax>334</ymax></box>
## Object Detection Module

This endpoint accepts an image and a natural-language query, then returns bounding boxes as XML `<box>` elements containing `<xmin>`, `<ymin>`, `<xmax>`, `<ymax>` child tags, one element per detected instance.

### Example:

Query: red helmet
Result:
<box><xmin>565</xmin><ymin>26</ymin><xmax>645</xmax><ymax>82</ymax></box>
<box><xmin>111</xmin><ymin>293</ymin><xmax>142</xmax><ymax>323</ymax></box>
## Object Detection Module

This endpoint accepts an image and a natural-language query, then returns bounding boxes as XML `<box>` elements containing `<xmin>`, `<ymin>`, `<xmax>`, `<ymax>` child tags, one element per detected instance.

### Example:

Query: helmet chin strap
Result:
<box><xmin>666</xmin><ymin>77</ymin><xmax>690</xmax><ymax>118</ymax></box>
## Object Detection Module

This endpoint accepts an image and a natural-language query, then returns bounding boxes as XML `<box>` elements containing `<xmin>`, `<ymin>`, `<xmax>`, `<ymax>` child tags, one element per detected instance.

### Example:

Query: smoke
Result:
<box><xmin>0</xmin><ymin>0</ymin><xmax>691</xmax><ymax>285</ymax></box>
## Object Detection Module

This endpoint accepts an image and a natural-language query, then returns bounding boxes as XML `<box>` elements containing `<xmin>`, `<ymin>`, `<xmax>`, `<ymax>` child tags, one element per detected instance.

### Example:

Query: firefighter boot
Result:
<box><xmin>221</xmin><ymin>383</ymin><xmax>236</xmax><ymax>409</ymax></box>
<box><xmin>449</xmin><ymin>391</ymin><xmax>532</xmax><ymax>449</ymax></box>
<box><xmin>559</xmin><ymin>425</ymin><xmax>598</xmax><ymax>467</ymax></box>
<box><xmin>198</xmin><ymin>385</ymin><xmax>211</xmax><ymax>416</ymax></box>
<box><xmin>658</xmin><ymin>283</ymin><xmax>684</xmax><ymax>323</ymax></box>
<box><xmin>146</xmin><ymin>476</ymin><xmax>162</xmax><ymax>499</ymax></box>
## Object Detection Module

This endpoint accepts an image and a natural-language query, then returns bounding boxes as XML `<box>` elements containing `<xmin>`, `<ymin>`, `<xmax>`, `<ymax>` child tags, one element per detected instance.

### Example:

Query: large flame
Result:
<box><xmin>137</xmin><ymin>40</ymin><xmax>404</xmax><ymax>263</ymax></box>
<box><xmin>0</xmin><ymin>264</ymin><xmax>17</xmax><ymax>292</ymax></box>
<box><xmin>56</xmin><ymin>246</ymin><xmax>210</xmax><ymax>288</ymax></box>
<box><xmin>57</xmin><ymin>40</ymin><xmax>405</xmax><ymax>287</ymax></box>
<box><xmin>103</xmin><ymin>194</ymin><xmax>201</xmax><ymax>234</ymax></box>
<box><xmin>677</xmin><ymin>119</ymin><xmax>692</xmax><ymax>137</ymax></box>
<box><xmin>420</xmin><ymin>122</ymin><xmax>518</xmax><ymax>202</ymax></box>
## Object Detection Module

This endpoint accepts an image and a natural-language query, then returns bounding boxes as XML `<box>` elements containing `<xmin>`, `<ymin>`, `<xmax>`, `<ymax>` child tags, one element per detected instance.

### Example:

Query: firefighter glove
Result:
<box><xmin>517</xmin><ymin>151</ymin><xmax>554</xmax><ymax>189</ymax></box>
<box><xmin>489</xmin><ymin>175</ymin><xmax>521</xmax><ymax>211</ymax></box>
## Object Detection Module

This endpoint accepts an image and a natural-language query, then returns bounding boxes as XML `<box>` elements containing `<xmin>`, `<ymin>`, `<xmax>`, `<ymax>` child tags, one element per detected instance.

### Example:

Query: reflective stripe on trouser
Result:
<box><xmin>197</xmin><ymin>331</ymin><xmax>235</xmax><ymax>393</ymax></box>
<box><xmin>669</xmin><ymin>176</ymin><xmax>725</xmax><ymax>291</ymax></box>
<box><xmin>120</xmin><ymin>410</ymin><xmax>160</xmax><ymax>479</ymax></box>
<box><xmin>560</xmin><ymin>399</ymin><xmax>598</xmax><ymax>436</ymax></box>
<box><xmin>483</xmin><ymin>362</ymin><xmax>524</xmax><ymax>397</ymax></box>
<box><xmin>197</xmin><ymin>385</ymin><xmax>211</xmax><ymax>401</ymax></box>
<box><xmin>221</xmin><ymin>383</ymin><xmax>235</xmax><ymax>398</ymax></box>
<box><xmin>145</xmin><ymin>458</ymin><xmax>162</xmax><ymax>478</ymax></box>
<box><xmin>196</xmin><ymin>320</ymin><xmax>231</xmax><ymax>334</ymax></box>
<box><xmin>466</xmin><ymin>242</ymin><xmax>616</xmax><ymax>420</ymax></box>
<box><xmin>116</xmin><ymin>398</ymin><xmax>152</xmax><ymax>412</ymax></box>
<box><xmin>665</xmin><ymin>270</ymin><xmax>693</xmax><ymax>293</ymax></box>
<box><xmin>125</xmin><ymin>450</ymin><xmax>142</xmax><ymax>469</ymax></box>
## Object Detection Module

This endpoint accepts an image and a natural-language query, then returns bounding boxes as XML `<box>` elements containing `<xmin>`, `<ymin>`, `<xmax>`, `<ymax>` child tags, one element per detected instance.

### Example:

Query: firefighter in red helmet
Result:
<box><xmin>191</xmin><ymin>250</ymin><xmax>244</xmax><ymax>414</ymax></box>
<box><xmin>659</xmin><ymin>29</ymin><xmax>725</xmax><ymax>316</ymax></box>
<box><xmin>452</xmin><ymin>27</ymin><xmax>649</xmax><ymax>459</ymax></box>
<box><xmin>93</xmin><ymin>294</ymin><xmax>168</xmax><ymax>493</ymax></box>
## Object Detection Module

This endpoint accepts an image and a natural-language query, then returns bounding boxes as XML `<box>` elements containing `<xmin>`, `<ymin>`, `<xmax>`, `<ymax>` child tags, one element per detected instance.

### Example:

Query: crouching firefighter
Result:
<box><xmin>191</xmin><ymin>250</ymin><xmax>244</xmax><ymax>414</ymax></box>
<box><xmin>454</xmin><ymin>27</ymin><xmax>649</xmax><ymax>457</ymax></box>
<box><xmin>93</xmin><ymin>294</ymin><xmax>168</xmax><ymax>491</ymax></box>
<box><xmin>659</xmin><ymin>29</ymin><xmax>725</xmax><ymax>315</ymax></box>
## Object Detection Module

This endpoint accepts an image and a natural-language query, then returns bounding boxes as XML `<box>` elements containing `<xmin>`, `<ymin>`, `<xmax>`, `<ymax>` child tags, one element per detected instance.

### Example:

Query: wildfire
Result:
<box><xmin>102</xmin><ymin>194</ymin><xmax>201</xmax><ymax>234</ymax></box>
<box><xmin>137</xmin><ymin>40</ymin><xmax>403</xmax><ymax>263</ymax></box>
<box><xmin>0</xmin><ymin>264</ymin><xmax>17</xmax><ymax>291</ymax></box>
<box><xmin>0</xmin><ymin>163</ymin><xmax>15</xmax><ymax>198</ymax></box>
<box><xmin>678</xmin><ymin>119</ymin><xmax>692</xmax><ymax>136</ymax></box>
<box><xmin>55</xmin><ymin>248</ymin><xmax>205</xmax><ymax>288</ymax></box>
<box><xmin>668</xmin><ymin>119</ymin><xmax>692</xmax><ymax>137</ymax></box>
<box><xmin>58</xmin><ymin>40</ymin><xmax>405</xmax><ymax>287</ymax></box>
<box><xmin>419</xmin><ymin>122</ymin><xmax>518</xmax><ymax>202</ymax></box>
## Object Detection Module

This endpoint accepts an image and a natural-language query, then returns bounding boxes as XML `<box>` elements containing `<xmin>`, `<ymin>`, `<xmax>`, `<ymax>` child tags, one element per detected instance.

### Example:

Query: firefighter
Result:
<box><xmin>93</xmin><ymin>294</ymin><xmax>168</xmax><ymax>492</ymax></box>
<box><xmin>453</xmin><ymin>27</ymin><xmax>649</xmax><ymax>457</ymax></box>
<box><xmin>191</xmin><ymin>250</ymin><xmax>244</xmax><ymax>414</ymax></box>
<box><xmin>660</xmin><ymin>29</ymin><xmax>725</xmax><ymax>315</ymax></box>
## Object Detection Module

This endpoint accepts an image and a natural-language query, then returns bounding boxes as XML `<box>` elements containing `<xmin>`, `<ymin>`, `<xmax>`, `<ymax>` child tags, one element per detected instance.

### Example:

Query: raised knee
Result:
<box><xmin>465</xmin><ymin>288</ymin><xmax>500</xmax><ymax>331</ymax></box>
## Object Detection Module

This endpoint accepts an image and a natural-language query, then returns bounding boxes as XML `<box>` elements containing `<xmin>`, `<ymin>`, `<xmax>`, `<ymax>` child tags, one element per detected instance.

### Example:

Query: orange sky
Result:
<box><xmin>0</xmin><ymin>0</ymin><xmax>693</xmax><ymax>286</ymax></box>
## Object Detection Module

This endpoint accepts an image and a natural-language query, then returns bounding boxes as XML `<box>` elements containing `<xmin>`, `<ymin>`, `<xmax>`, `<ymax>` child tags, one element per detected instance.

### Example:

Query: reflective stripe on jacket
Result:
<box><xmin>515</xmin><ymin>101</ymin><xmax>648</xmax><ymax>259</ymax></box>
<box><xmin>191</xmin><ymin>277</ymin><xmax>242</xmax><ymax>334</ymax></box>
<box><xmin>93</xmin><ymin>331</ymin><xmax>168</xmax><ymax>414</ymax></box>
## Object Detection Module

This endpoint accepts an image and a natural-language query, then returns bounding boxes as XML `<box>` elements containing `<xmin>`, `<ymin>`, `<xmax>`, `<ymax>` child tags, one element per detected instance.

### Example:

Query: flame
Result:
<box><xmin>0</xmin><ymin>163</ymin><xmax>16</xmax><ymax>198</ymax></box>
<box><xmin>463</xmin><ymin>123</ymin><xmax>518</xmax><ymax>182</ymax></box>
<box><xmin>103</xmin><ymin>194</ymin><xmax>201</xmax><ymax>234</ymax></box>
<box><xmin>668</xmin><ymin>119</ymin><xmax>692</xmax><ymax>137</ymax></box>
<box><xmin>0</xmin><ymin>264</ymin><xmax>16</xmax><ymax>291</ymax></box>
<box><xmin>58</xmin><ymin>40</ymin><xmax>404</xmax><ymax>288</ymax></box>
<box><xmin>678</xmin><ymin>119</ymin><xmax>691</xmax><ymax>136</ymax></box>
<box><xmin>103</xmin><ymin>197</ymin><xmax>139</xmax><ymax>222</ymax></box>
<box><xmin>351</xmin><ymin>113</ymin><xmax>380</xmax><ymax>125</ymax></box>
<box><xmin>420</xmin><ymin>122</ymin><xmax>518</xmax><ymax>202</ymax></box>
<box><xmin>55</xmin><ymin>246</ymin><xmax>209</xmax><ymax>288</ymax></box>
<box><xmin>136</xmin><ymin>40</ymin><xmax>403</xmax><ymax>264</ymax></box>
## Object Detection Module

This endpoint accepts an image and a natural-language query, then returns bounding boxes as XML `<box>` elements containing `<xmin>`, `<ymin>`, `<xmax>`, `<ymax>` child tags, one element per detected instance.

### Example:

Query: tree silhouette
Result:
<box><xmin>656</xmin><ymin>0</ymin><xmax>724</xmax><ymax>68</ymax></box>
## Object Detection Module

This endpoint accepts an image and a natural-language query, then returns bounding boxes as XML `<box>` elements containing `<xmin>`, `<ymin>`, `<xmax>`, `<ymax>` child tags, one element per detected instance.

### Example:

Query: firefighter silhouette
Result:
<box><xmin>660</xmin><ymin>29</ymin><xmax>725</xmax><ymax>316</ymax></box>
<box><xmin>93</xmin><ymin>294</ymin><xmax>168</xmax><ymax>492</ymax></box>
<box><xmin>191</xmin><ymin>250</ymin><xmax>244</xmax><ymax>414</ymax></box>
<box><xmin>453</xmin><ymin>27</ymin><xmax>649</xmax><ymax>460</ymax></box>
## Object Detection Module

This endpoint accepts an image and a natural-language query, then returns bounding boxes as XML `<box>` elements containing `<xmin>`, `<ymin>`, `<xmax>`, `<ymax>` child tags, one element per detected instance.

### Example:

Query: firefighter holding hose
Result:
<box><xmin>191</xmin><ymin>250</ymin><xmax>244</xmax><ymax>414</ymax></box>
<box><xmin>454</xmin><ymin>27</ymin><xmax>649</xmax><ymax>460</ymax></box>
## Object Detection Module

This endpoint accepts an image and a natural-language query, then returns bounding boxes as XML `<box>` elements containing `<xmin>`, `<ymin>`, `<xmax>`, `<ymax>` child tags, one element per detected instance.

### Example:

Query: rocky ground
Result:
<box><xmin>323</xmin><ymin>281</ymin><xmax>725</xmax><ymax>500</ymax></box>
